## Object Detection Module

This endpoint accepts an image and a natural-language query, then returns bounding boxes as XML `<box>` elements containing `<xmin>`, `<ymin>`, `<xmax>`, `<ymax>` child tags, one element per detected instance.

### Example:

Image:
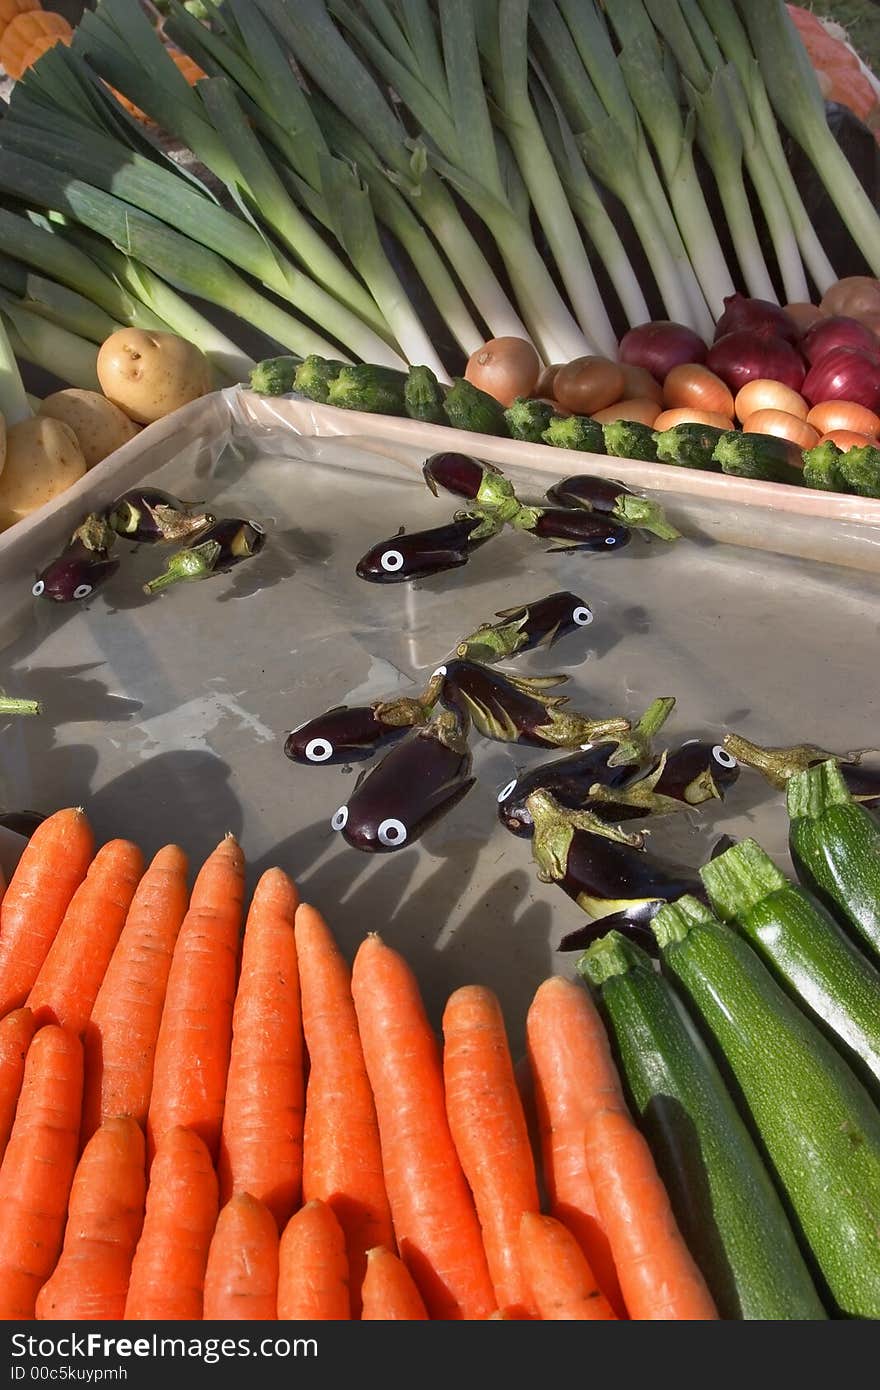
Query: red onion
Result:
<box><xmin>705</xmin><ymin>331</ymin><xmax>806</xmax><ymax>395</ymax></box>
<box><xmin>618</xmin><ymin>321</ymin><xmax>707</xmax><ymax>382</ymax></box>
<box><xmin>800</xmin><ymin>315</ymin><xmax>880</xmax><ymax>365</ymax></box>
<box><xmin>802</xmin><ymin>345</ymin><xmax>880</xmax><ymax>411</ymax></box>
<box><xmin>713</xmin><ymin>293</ymin><xmax>800</xmax><ymax>345</ymax></box>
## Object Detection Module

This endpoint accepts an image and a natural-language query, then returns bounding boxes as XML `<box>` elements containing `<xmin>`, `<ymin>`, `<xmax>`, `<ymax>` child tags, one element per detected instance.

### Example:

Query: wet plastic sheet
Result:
<box><xmin>1</xmin><ymin>390</ymin><xmax>879</xmax><ymax>1050</ymax></box>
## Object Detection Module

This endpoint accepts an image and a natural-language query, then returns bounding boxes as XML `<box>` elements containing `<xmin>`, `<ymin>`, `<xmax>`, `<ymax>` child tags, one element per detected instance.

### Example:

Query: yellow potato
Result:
<box><xmin>38</xmin><ymin>388</ymin><xmax>140</xmax><ymax>468</ymax></box>
<box><xmin>0</xmin><ymin>416</ymin><xmax>87</xmax><ymax>532</ymax></box>
<box><xmin>97</xmin><ymin>328</ymin><xmax>214</xmax><ymax>425</ymax></box>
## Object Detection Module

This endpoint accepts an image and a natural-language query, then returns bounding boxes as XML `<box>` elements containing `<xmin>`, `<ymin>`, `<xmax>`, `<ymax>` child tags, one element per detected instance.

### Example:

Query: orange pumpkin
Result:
<box><xmin>0</xmin><ymin>9</ymin><xmax>69</xmax><ymax>80</ymax></box>
<box><xmin>18</xmin><ymin>24</ymin><xmax>71</xmax><ymax>73</ymax></box>
<box><xmin>0</xmin><ymin>0</ymin><xmax>39</xmax><ymax>45</ymax></box>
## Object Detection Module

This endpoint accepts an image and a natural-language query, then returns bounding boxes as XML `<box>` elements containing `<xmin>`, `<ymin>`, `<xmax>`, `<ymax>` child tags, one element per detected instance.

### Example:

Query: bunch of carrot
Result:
<box><xmin>0</xmin><ymin>807</ymin><xmax>718</xmax><ymax>1322</ymax></box>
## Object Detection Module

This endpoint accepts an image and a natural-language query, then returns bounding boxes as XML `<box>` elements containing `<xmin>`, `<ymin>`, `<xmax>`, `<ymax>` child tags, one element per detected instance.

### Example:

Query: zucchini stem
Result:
<box><xmin>652</xmin><ymin>893</ymin><xmax>715</xmax><ymax>948</ymax></box>
<box><xmin>786</xmin><ymin>759</ymin><xmax>855</xmax><ymax>822</ymax></box>
<box><xmin>699</xmin><ymin>837</ymin><xmax>787</xmax><ymax>920</ymax></box>
<box><xmin>577</xmin><ymin>929</ymin><xmax>649</xmax><ymax>985</ymax></box>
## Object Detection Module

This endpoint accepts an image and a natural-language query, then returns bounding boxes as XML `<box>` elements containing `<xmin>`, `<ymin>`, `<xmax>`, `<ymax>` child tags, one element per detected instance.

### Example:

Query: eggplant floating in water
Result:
<box><xmin>143</xmin><ymin>518</ymin><xmax>266</xmax><ymax>595</ymax></box>
<box><xmin>331</xmin><ymin>709</ymin><xmax>475</xmax><ymax>853</ymax></box>
<box><xmin>355</xmin><ymin>513</ymin><xmax>501</xmax><ymax>584</ymax></box>
<box><xmin>513</xmin><ymin>506</ymin><xmax>631</xmax><ymax>552</ymax></box>
<box><xmin>284</xmin><ymin>676</ymin><xmax>445</xmax><ymax>767</ymax></box>
<box><xmin>32</xmin><ymin>538</ymin><xmax>120</xmax><ymax>604</ymax></box>
<box><xmin>436</xmin><ymin>658</ymin><xmax>629</xmax><ymax>750</ymax></box>
<box><xmin>723</xmin><ymin>733</ymin><xmax>879</xmax><ymax>806</ymax></box>
<box><xmin>496</xmin><ymin>697</ymin><xmax>676</xmax><ymax>836</ymax></box>
<box><xmin>423</xmin><ymin>452</ymin><xmax>524</xmax><ymax>522</ymax></box>
<box><xmin>455</xmin><ymin>590</ymin><xmax>594</xmax><ymax>664</ymax></box>
<box><xmin>586</xmin><ymin>739</ymin><xmax>740</xmax><ymax>821</ymax></box>
<box><xmin>525</xmin><ymin>789</ymin><xmax>706</xmax><ymax>951</ymax></box>
<box><xmin>544</xmin><ymin>474</ymin><xmax>680</xmax><ymax>541</ymax></box>
<box><xmin>108</xmin><ymin>488</ymin><xmax>215</xmax><ymax>544</ymax></box>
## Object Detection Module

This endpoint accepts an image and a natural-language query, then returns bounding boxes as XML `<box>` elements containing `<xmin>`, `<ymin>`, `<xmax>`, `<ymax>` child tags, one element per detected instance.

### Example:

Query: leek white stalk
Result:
<box><xmin>0</xmin><ymin>297</ymin><xmax>101</xmax><ymax>393</ymax></box>
<box><xmin>0</xmin><ymin>259</ymin><xmax>121</xmax><ymax>344</ymax></box>
<box><xmin>0</xmin><ymin>314</ymin><xmax>31</xmax><ymax>426</ymax></box>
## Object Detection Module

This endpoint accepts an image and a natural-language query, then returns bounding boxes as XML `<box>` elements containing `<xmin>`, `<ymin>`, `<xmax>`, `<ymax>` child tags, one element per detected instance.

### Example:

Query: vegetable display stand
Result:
<box><xmin>2</xmin><ymin>385</ymin><xmax>879</xmax><ymax>1056</ymax></box>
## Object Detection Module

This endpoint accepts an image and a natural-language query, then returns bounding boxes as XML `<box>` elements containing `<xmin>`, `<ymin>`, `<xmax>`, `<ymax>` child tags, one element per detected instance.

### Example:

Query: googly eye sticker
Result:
<box><xmin>431</xmin><ymin>665</ymin><xmax>447</xmax><ymax>680</ymax></box>
<box><xmin>31</xmin><ymin>580</ymin><xmax>45</xmax><ymax>598</ymax></box>
<box><xmin>331</xmin><ymin>805</ymin><xmax>348</xmax><ymax>832</ymax></box>
<box><xmin>712</xmin><ymin>744</ymin><xmax>737</xmax><ymax>769</ymax></box>
<box><xmin>248</xmin><ymin>519</ymin><xmax>266</xmax><ymax>535</ymax></box>
<box><xmin>604</xmin><ymin>536</ymin><xmax>618</xmax><ymax>546</ymax></box>
<box><xmin>497</xmin><ymin>778</ymin><xmax>517</xmax><ymax>803</ymax></box>
<box><xmin>305</xmin><ymin>738</ymin><xmax>334</xmax><ymax>763</ymax></box>
<box><xmin>377</xmin><ymin>817</ymin><xmax>407</xmax><ymax>847</ymax></box>
<box><xmin>380</xmin><ymin>549</ymin><xmax>405</xmax><ymax>573</ymax></box>
<box><xmin>73</xmin><ymin>584</ymin><xmax>93</xmax><ymax>600</ymax></box>
<box><xmin>571</xmin><ymin>605</ymin><xmax>593</xmax><ymax>626</ymax></box>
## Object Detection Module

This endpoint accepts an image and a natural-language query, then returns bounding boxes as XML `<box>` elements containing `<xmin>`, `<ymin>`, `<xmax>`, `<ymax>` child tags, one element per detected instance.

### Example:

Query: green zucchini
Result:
<box><xmin>711</xmin><ymin>431</ymin><xmax>805</xmax><ymax>487</ymax></box>
<box><xmin>802</xmin><ymin>440</ymin><xmax>847</xmax><ymax>493</ymax></box>
<box><xmin>602</xmin><ymin>419</ymin><xmax>659</xmax><ymax>462</ymax></box>
<box><xmin>541</xmin><ymin>413</ymin><xmax>606</xmax><ymax>454</ymax></box>
<box><xmin>249</xmin><ymin>353</ymin><xmax>301</xmax><ymax>397</ymax></box>
<box><xmin>653</xmin><ymin>895</ymin><xmax>880</xmax><ymax>1318</ymax></box>
<box><xmin>701</xmin><ymin>838</ymin><xmax>880</xmax><ymax>1086</ymax></box>
<box><xmin>404</xmin><ymin>365</ymin><xmax>447</xmax><ymax>424</ymax></box>
<box><xmin>837</xmin><ymin>444</ymin><xmax>880</xmax><ymax>499</ymax></box>
<box><xmin>787</xmin><ymin>760</ymin><xmax>880</xmax><ymax>961</ymax></box>
<box><xmin>442</xmin><ymin>378</ymin><xmax>509</xmax><ymax>435</ymax></box>
<box><xmin>654</xmin><ymin>423</ymin><xmax>725</xmax><ymax>470</ymax></box>
<box><xmin>579</xmin><ymin>932</ymin><xmax>827</xmax><ymax>1321</ymax></box>
<box><xmin>326</xmin><ymin>363</ymin><xmax>408</xmax><ymax>414</ymax></box>
<box><xmin>504</xmin><ymin>395</ymin><xmax>559</xmax><ymax>443</ymax></box>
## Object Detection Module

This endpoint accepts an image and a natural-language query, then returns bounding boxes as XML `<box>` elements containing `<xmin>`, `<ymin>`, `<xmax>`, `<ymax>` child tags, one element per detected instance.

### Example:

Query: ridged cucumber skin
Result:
<box><xmin>790</xmin><ymin>806</ymin><xmax>880</xmax><ymax>962</ymax></box>
<box><xmin>597</xmin><ymin>963</ymin><xmax>827</xmax><ymax>1320</ymax></box>
<box><xmin>723</xmin><ymin>888</ymin><xmax>880</xmax><ymax>1086</ymax></box>
<box><xmin>659</xmin><ymin>916</ymin><xmax>880</xmax><ymax>1318</ymax></box>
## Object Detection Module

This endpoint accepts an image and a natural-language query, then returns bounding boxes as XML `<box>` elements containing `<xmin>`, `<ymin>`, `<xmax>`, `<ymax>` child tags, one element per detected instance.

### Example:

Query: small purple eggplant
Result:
<box><xmin>32</xmin><ymin>539</ymin><xmax>120</xmax><ymax>604</ymax></box>
<box><xmin>284</xmin><ymin>681</ymin><xmax>444</xmax><ymax>767</ymax></box>
<box><xmin>455</xmin><ymin>590</ymin><xmax>593</xmax><ymax>664</ymax></box>
<box><xmin>422</xmin><ymin>452</ymin><xmax>521</xmax><ymax>519</ymax></box>
<box><xmin>514</xmin><ymin>507</ymin><xmax>632</xmax><ymax>552</ymax></box>
<box><xmin>723</xmin><ymin>732</ymin><xmax>878</xmax><ymax>806</ymax></box>
<box><xmin>436</xmin><ymin>658</ymin><xmax>629</xmax><ymax>750</ymax></box>
<box><xmin>108</xmin><ymin>487</ymin><xmax>215</xmax><ymax>544</ymax></box>
<box><xmin>143</xmin><ymin>518</ymin><xmax>266</xmax><ymax>595</ymax></box>
<box><xmin>331</xmin><ymin>709</ymin><xmax>475</xmax><ymax>853</ymax></box>
<box><xmin>584</xmin><ymin>739</ymin><xmax>741</xmax><ymax>821</ymax></box>
<box><xmin>355</xmin><ymin>513</ymin><xmax>500</xmax><ymax>584</ymax></box>
<box><xmin>496</xmin><ymin>698</ymin><xmax>677</xmax><ymax>836</ymax></box>
<box><xmin>524</xmin><ymin>789</ymin><xmax>706</xmax><ymax>952</ymax></box>
<box><xmin>544</xmin><ymin>474</ymin><xmax>679</xmax><ymax>541</ymax></box>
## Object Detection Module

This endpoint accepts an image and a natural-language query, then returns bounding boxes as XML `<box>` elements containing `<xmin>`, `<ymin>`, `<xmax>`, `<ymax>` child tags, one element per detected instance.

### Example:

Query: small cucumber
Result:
<box><xmin>712</xmin><ymin>431</ymin><xmax>805</xmax><ymax>486</ymax></box>
<box><xmin>442</xmin><ymin>378</ymin><xmax>509</xmax><ymax>435</ymax></box>
<box><xmin>701</xmin><ymin>837</ymin><xmax>880</xmax><ymax>1086</ymax></box>
<box><xmin>787</xmin><ymin>759</ymin><xmax>880</xmax><ymax>961</ymax></box>
<box><xmin>580</xmin><ymin>932</ymin><xmax>827</xmax><ymax>1320</ymax></box>
<box><xmin>249</xmin><ymin>354</ymin><xmax>300</xmax><ymax>397</ymax></box>
<box><xmin>541</xmin><ymin>413</ymin><xmax>606</xmax><ymax>454</ymax></box>
<box><xmin>504</xmin><ymin>396</ymin><xmax>559</xmax><ymax>443</ymax></box>
<box><xmin>654</xmin><ymin>423</ymin><xmax>725</xmax><ymax>470</ymax></box>
<box><xmin>404</xmin><ymin>365</ymin><xmax>446</xmax><ymax>424</ymax></box>
<box><xmin>654</xmin><ymin>896</ymin><xmax>880</xmax><ymax>1319</ymax></box>
<box><xmin>602</xmin><ymin>419</ymin><xmax>659</xmax><ymax>462</ymax></box>
<box><xmin>327</xmin><ymin>363</ymin><xmax>408</xmax><ymax>414</ymax></box>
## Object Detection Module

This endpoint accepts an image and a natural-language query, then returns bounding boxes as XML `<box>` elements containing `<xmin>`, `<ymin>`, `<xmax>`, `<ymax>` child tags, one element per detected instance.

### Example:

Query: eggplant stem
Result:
<box><xmin>586</xmin><ymin>775</ymin><xmax>692</xmax><ymax>818</ymax></box>
<box><xmin>0</xmin><ymin>695</ymin><xmax>42</xmax><ymax>717</ymax></box>
<box><xmin>526</xmin><ymin>788</ymin><xmax>644</xmax><ymax>883</ymax></box>
<box><xmin>142</xmin><ymin>540</ymin><xmax>223</xmax><ymax>595</ymax></box>
<box><xmin>722</xmin><ymin>732</ymin><xmax>866</xmax><ymax>789</ymax></box>
<box><xmin>611</xmin><ymin>494</ymin><xmax>680</xmax><ymax>541</ymax></box>
<box><xmin>606</xmin><ymin>696</ymin><xmax>676</xmax><ymax>767</ymax></box>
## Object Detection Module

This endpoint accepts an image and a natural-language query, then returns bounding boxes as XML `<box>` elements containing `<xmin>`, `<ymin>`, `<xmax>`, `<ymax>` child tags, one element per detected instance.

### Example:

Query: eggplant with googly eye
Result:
<box><xmin>722</xmin><ymin>732</ymin><xmax>880</xmax><ymax>806</ymax></box>
<box><xmin>523</xmin><ymin>789</ymin><xmax>707</xmax><ymax>953</ymax></box>
<box><xmin>544</xmin><ymin>475</ymin><xmax>680</xmax><ymax>542</ymax></box>
<box><xmin>496</xmin><ymin>697</ymin><xmax>677</xmax><ymax>835</ymax></box>
<box><xmin>584</xmin><ymin>739</ymin><xmax>741</xmax><ymax>821</ymax></box>
<box><xmin>355</xmin><ymin>513</ymin><xmax>501</xmax><ymax>584</ymax></box>
<box><xmin>107</xmin><ymin>487</ymin><xmax>215</xmax><ymax>544</ymax></box>
<box><xmin>142</xmin><ymin>518</ymin><xmax>266</xmax><ymax>595</ymax></box>
<box><xmin>32</xmin><ymin>539</ymin><xmax>120</xmax><ymax>604</ymax></box>
<box><xmin>454</xmin><ymin>591</ymin><xmax>594</xmax><ymax>665</ymax></box>
<box><xmin>284</xmin><ymin>675</ymin><xmax>446</xmax><ymax>767</ymax></box>
<box><xmin>331</xmin><ymin>709</ymin><xmax>475</xmax><ymax>853</ymax></box>
<box><xmin>436</xmin><ymin>658</ymin><xmax>629</xmax><ymax>750</ymax></box>
<box><xmin>511</xmin><ymin>506</ymin><xmax>632</xmax><ymax>553</ymax></box>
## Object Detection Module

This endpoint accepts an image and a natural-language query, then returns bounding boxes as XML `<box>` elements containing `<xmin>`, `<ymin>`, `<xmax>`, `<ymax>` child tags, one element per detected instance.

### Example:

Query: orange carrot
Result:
<box><xmin>217</xmin><ymin>868</ymin><xmax>303</xmax><ymax>1230</ymax></box>
<box><xmin>360</xmin><ymin>1246</ymin><xmax>429</xmax><ymax>1320</ymax></box>
<box><xmin>488</xmin><ymin>1306</ymin><xmax>537</xmax><ymax>1319</ymax></box>
<box><xmin>124</xmin><ymin>1126</ymin><xmax>218</xmax><ymax>1321</ymax></box>
<box><xmin>519</xmin><ymin>1212</ymin><xmax>618</xmax><ymax>1321</ymax></box>
<box><xmin>295</xmin><ymin>904</ymin><xmax>393</xmax><ymax>1313</ymax></box>
<box><xmin>0</xmin><ymin>808</ymin><xmax>94</xmax><ymax>1016</ymax></box>
<box><xmin>203</xmin><ymin>1194</ymin><xmax>279</xmax><ymax>1321</ymax></box>
<box><xmin>147</xmin><ymin>834</ymin><xmax>244</xmax><ymax>1163</ymax></box>
<box><xmin>442</xmin><ymin>985</ymin><xmax>540</xmax><ymax>1315</ymax></box>
<box><xmin>27</xmin><ymin>839</ymin><xmax>145</xmax><ymax>1036</ymax></box>
<box><xmin>0</xmin><ymin>1025</ymin><xmax>83</xmax><ymax>1318</ymax></box>
<box><xmin>277</xmin><ymin>1199</ymin><xmax>351</xmax><ymax>1321</ymax></box>
<box><xmin>351</xmin><ymin>934</ymin><xmax>496</xmax><ymax>1321</ymax></box>
<box><xmin>584</xmin><ymin>1107</ymin><xmax>719</xmax><ymax>1320</ymax></box>
<box><xmin>81</xmin><ymin>844</ymin><xmax>190</xmax><ymax>1145</ymax></box>
<box><xmin>526</xmin><ymin>976</ymin><xmax>626</xmax><ymax>1316</ymax></box>
<box><xmin>0</xmin><ymin>1007</ymin><xmax>35</xmax><ymax>1166</ymax></box>
<box><xmin>35</xmin><ymin>1117</ymin><xmax>146</xmax><ymax>1321</ymax></box>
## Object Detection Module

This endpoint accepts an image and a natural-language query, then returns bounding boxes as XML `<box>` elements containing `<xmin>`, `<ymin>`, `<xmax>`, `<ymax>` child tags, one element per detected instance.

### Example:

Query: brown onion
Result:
<box><xmin>783</xmin><ymin>302</ymin><xmax>825</xmax><ymax>336</ymax></box>
<box><xmin>618</xmin><ymin>363</ymin><xmax>664</xmax><ymax>404</ymax></box>
<box><xmin>741</xmin><ymin>409</ymin><xmax>819</xmax><ymax>450</ymax></box>
<box><xmin>820</xmin><ymin>277</ymin><xmax>880</xmax><ymax>326</ymax></box>
<box><xmin>534</xmin><ymin>362</ymin><xmax>563</xmax><ymax>398</ymax></box>
<box><xmin>590</xmin><ymin>397</ymin><xmax>661</xmax><ymax>426</ymax></box>
<box><xmin>465</xmin><ymin>336</ymin><xmax>541</xmax><ymax>406</ymax></box>
<box><xmin>553</xmin><ymin>356</ymin><xmax>625</xmax><ymax>414</ymax></box>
